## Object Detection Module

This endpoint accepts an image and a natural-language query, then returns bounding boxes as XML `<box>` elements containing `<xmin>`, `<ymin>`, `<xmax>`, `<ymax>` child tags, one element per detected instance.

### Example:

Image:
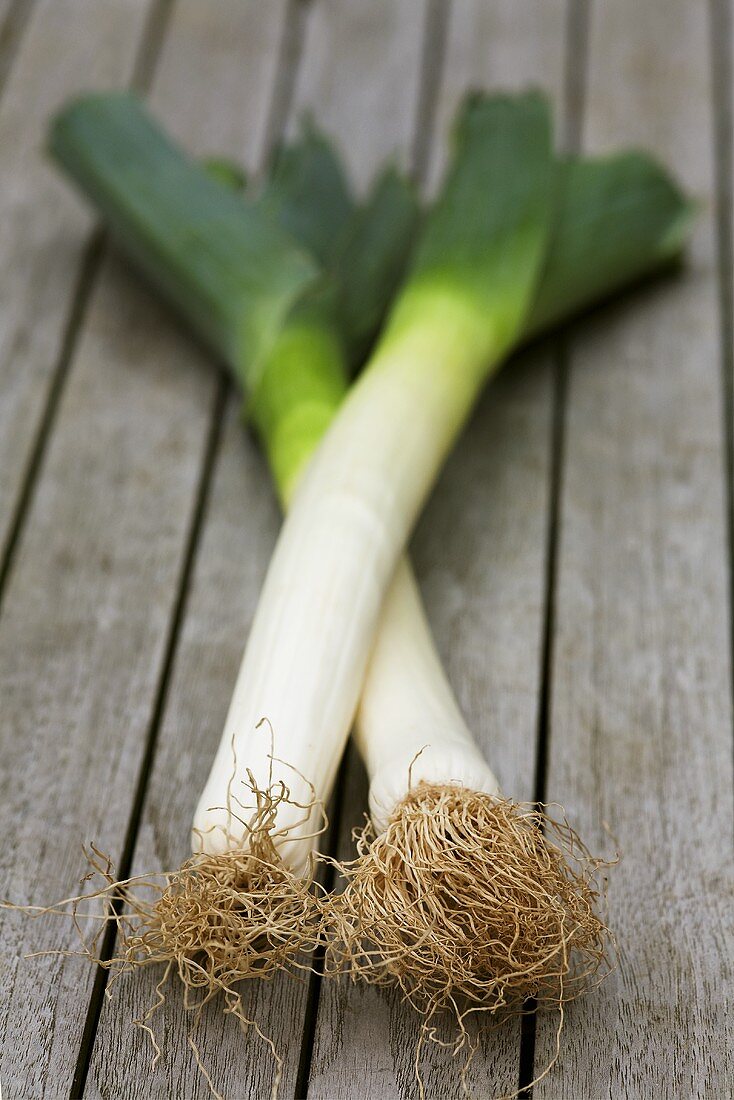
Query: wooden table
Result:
<box><xmin>0</xmin><ymin>1</ymin><xmax>732</xmax><ymax>1096</ymax></box>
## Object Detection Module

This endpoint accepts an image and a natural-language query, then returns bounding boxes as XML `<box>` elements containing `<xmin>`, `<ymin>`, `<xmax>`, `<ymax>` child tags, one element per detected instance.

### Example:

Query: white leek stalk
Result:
<box><xmin>194</xmin><ymin>94</ymin><xmax>555</xmax><ymax>867</ymax></box>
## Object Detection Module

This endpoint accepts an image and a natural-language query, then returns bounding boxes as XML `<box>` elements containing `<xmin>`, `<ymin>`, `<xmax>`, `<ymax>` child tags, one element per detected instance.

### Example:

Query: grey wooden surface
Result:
<box><xmin>0</xmin><ymin>1</ymin><xmax>732</xmax><ymax>1098</ymax></box>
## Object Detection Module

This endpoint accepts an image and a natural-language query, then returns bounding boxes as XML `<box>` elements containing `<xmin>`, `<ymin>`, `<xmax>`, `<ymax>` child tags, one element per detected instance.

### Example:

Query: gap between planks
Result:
<box><xmin>707</xmin><ymin>0</ymin><xmax>734</xmax><ymax>809</ymax></box>
<box><xmin>518</xmin><ymin>0</ymin><xmax>590</xmax><ymax>1092</ymax></box>
<box><xmin>534</xmin><ymin>0</ymin><xmax>734</xmax><ymax>1091</ymax></box>
<box><xmin>70</xmin><ymin>374</ymin><xmax>230</xmax><ymax>1098</ymax></box>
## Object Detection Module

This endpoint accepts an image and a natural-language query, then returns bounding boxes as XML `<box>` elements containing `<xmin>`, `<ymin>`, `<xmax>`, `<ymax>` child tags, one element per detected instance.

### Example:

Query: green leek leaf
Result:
<box><xmin>49</xmin><ymin>92</ymin><xmax>318</xmax><ymax>383</ymax></box>
<box><xmin>334</xmin><ymin>166</ymin><xmax>420</xmax><ymax>368</ymax></box>
<box><xmin>258</xmin><ymin>122</ymin><xmax>355</xmax><ymax>268</ymax></box>
<box><xmin>527</xmin><ymin>151</ymin><xmax>697</xmax><ymax>338</ymax></box>
<box><xmin>386</xmin><ymin>91</ymin><xmax>556</xmax><ymax>365</ymax></box>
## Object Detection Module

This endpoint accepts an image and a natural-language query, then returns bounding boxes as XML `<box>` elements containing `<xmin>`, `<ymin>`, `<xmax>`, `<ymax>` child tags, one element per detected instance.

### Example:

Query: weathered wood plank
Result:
<box><xmin>82</xmin><ymin>4</ymin><xmax>313</xmax><ymax>1098</ymax></box>
<box><xmin>0</xmin><ymin>3</ymin><xmax>290</xmax><ymax>1097</ymax></box>
<box><xmin>0</xmin><ymin>265</ymin><xmax>215</xmax><ymax>1100</ymax></box>
<box><xmin>0</xmin><ymin>0</ymin><xmax>157</xmax><ymax>572</ymax></box>
<box><xmin>308</xmin><ymin>2</ymin><xmax>568</xmax><ymax>1097</ymax></box>
<box><xmin>289</xmin><ymin>0</ymin><xmax>427</xmax><ymax>185</ymax></box>
<box><xmin>85</xmin><ymin>409</ymin><xmax>291</xmax><ymax>1100</ymax></box>
<box><xmin>534</xmin><ymin>0</ymin><xmax>734</xmax><ymax>1093</ymax></box>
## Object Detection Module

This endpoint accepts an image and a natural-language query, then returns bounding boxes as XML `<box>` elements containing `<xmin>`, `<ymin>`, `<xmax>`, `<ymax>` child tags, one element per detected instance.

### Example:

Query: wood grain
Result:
<box><xmin>533</xmin><ymin>0</ymin><xmax>734</xmax><ymax>1094</ymax></box>
<box><xmin>79</xmin><ymin>3</ymin><xmax>299</xmax><ymax>1097</ymax></box>
<box><xmin>0</xmin><ymin>0</ymin><xmax>156</xmax><ymax>568</ymax></box>
<box><xmin>307</xmin><ymin>2</ymin><xmax>569</xmax><ymax>1097</ymax></box>
<box><xmin>0</xmin><ymin>257</ymin><xmax>215</xmax><ymax>1100</ymax></box>
<box><xmin>289</xmin><ymin>0</ymin><xmax>427</xmax><ymax>188</ymax></box>
<box><xmin>85</xmin><ymin>405</ymin><xmax>292</xmax><ymax>1100</ymax></box>
<box><xmin>0</xmin><ymin>2</ymin><xmax>290</xmax><ymax>1097</ymax></box>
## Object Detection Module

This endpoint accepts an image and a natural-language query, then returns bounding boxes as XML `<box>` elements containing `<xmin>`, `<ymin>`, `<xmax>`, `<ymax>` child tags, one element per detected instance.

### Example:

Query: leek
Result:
<box><xmin>50</xmin><ymin>91</ymin><xmax>693</xmax><ymax>1035</ymax></box>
